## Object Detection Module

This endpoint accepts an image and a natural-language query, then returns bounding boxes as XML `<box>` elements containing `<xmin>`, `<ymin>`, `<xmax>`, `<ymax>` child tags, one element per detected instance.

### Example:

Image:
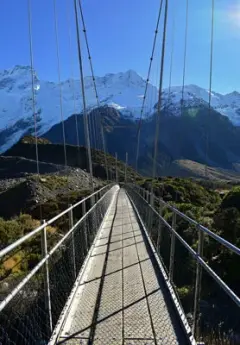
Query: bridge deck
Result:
<box><xmin>56</xmin><ymin>189</ymin><xmax>188</xmax><ymax>345</ymax></box>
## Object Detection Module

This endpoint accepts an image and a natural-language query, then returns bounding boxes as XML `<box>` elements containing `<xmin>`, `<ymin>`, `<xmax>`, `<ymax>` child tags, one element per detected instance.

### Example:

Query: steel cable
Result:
<box><xmin>78</xmin><ymin>0</ymin><xmax>109</xmax><ymax>180</ymax></box>
<box><xmin>135</xmin><ymin>0</ymin><xmax>164</xmax><ymax>173</ymax></box>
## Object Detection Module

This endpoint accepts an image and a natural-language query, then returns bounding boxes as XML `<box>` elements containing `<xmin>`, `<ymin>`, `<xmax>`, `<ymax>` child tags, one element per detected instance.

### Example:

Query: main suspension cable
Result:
<box><xmin>79</xmin><ymin>0</ymin><xmax>99</xmax><ymax>150</ymax></box>
<box><xmin>78</xmin><ymin>0</ymin><xmax>109</xmax><ymax>180</ymax></box>
<box><xmin>74</xmin><ymin>0</ymin><xmax>94</xmax><ymax>190</ymax></box>
<box><xmin>135</xmin><ymin>0</ymin><xmax>164</xmax><ymax>173</ymax></box>
<box><xmin>79</xmin><ymin>0</ymin><xmax>99</xmax><ymax>149</ymax></box>
<box><xmin>27</xmin><ymin>0</ymin><xmax>42</xmax><ymax>219</ymax></box>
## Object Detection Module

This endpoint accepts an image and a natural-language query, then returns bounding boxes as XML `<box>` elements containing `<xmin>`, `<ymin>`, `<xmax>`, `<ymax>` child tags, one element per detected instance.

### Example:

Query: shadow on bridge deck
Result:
<box><xmin>51</xmin><ymin>188</ymin><xmax>193</xmax><ymax>345</ymax></box>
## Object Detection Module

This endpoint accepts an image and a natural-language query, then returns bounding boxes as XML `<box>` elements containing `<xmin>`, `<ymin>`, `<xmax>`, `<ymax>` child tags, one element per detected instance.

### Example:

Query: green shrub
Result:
<box><xmin>221</xmin><ymin>186</ymin><xmax>240</xmax><ymax>211</ymax></box>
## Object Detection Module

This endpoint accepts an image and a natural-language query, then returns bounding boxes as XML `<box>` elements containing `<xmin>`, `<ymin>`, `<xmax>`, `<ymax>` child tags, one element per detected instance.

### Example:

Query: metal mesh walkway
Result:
<box><xmin>55</xmin><ymin>189</ymin><xmax>189</xmax><ymax>345</ymax></box>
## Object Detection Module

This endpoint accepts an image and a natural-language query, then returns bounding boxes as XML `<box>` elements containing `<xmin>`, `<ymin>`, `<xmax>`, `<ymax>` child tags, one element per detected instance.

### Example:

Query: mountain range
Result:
<box><xmin>1</xmin><ymin>65</ymin><xmax>240</xmax><ymax>177</ymax></box>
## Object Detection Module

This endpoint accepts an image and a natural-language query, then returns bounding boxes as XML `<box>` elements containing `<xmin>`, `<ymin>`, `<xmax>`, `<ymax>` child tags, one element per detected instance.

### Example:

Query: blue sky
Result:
<box><xmin>0</xmin><ymin>0</ymin><xmax>240</xmax><ymax>94</ymax></box>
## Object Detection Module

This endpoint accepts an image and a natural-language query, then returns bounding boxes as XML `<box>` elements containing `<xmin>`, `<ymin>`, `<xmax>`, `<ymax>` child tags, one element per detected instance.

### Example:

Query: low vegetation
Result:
<box><xmin>1</xmin><ymin>136</ymin><xmax>240</xmax><ymax>343</ymax></box>
<box><xmin>0</xmin><ymin>172</ymin><xmax>96</xmax><ymax>292</ymax></box>
<box><xmin>0</xmin><ymin>214</ymin><xmax>57</xmax><ymax>290</ymax></box>
<box><xmin>137</xmin><ymin>177</ymin><xmax>240</xmax><ymax>342</ymax></box>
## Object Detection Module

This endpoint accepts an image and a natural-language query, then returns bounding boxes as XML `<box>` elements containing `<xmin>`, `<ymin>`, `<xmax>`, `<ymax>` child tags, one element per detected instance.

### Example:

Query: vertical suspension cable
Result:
<box><xmin>28</xmin><ymin>0</ymin><xmax>39</xmax><ymax>176</ymax></box>
<box><xmin>135</xmin><ymin>0</ymin><xmax>164</xmax><ymax>173</ymax></box>
<box><xmin>152</xmin><ymin>35</ymin><xmax>162</xmax><ymax>120</ymax></box>
<box><xmin>152</xmin><ymin>0</ymin><xmax>169</xmax><ymax>185</ymax></box>
<box><xmin>66</xmin><ymin>0</ymin><xmax>81</xmax><ymax>165</ymax></box>
<box><xmin>206</xmin><ymin>0</ymin><xmax>215</xmax><ymax>178</ymax></box>
<box><xmin>165</xmin><ymin>0</ymin><xmax>176</xmax><ymax>172</ymax></box>
<box><xmin>74</xmin><ymin>0</ymin><xmax>94</xmax><ymax>191</ymax></box>
<box><xmin>181</xmin><ymin>0</ymin><xmax>189</xmax><ymax>116</ymax></box>
<box><xmin>53</xmin><ymin>0</ymin><xmax>68</xmax><ymax>170</ymax></box>
<box><xmin>168</xmin><ymin>0</ymin><xmax>176</xmax><ymax>104</ymax></box>
<box><xmin>27</xmin><ymin>0</ymin><xmax>42</xmax><ymax>219</ymax></box>
<box><xmin>78</xmin><ymin>0</ymin><xmax>109</xmax><ymax>180</ymax></box>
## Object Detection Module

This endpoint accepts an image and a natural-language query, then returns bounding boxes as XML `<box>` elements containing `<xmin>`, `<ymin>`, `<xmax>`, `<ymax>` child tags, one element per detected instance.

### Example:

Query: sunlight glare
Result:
<box><xmin>227</xmin><ymin>5</ymin><xmax>240</xmax><ymax>29</ymax></box>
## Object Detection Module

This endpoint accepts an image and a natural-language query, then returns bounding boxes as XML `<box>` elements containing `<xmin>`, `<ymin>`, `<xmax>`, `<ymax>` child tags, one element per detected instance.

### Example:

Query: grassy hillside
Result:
<box><xmin>4</xmin><ymin>135</ymin><xmax>139</xmax><ymax>181</ymax></box>
<box><xmin>161</xmin><ymin>159</ymin><xmax>240</xmax><ymax>181</ymax></box>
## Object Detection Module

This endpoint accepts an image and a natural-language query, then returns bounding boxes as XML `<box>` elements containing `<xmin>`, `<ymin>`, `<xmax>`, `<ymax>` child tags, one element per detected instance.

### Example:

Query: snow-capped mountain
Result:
<box><xmin>0</xmin><ymin>65</ymin><xmax>158</xmax><ymax>152</ymax></box>
<box><xmin>1</xmin><ymin>65</ymin><xmax>240</xmax><ymax>153</ymax></box>
<box><xmin>0</xmin><ymin>65</ymin><xmax>158</xmax><ymax>130</ymax></box>
<box><xmin>162</xmin><ymin>84</ymin><xmax>240</xmax><ymax>125</ymax></box>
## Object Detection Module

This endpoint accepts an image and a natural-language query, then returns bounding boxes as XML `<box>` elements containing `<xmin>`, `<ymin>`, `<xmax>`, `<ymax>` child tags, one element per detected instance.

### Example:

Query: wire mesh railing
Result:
<box><xmin>0</xmin><ymin>183</ymin><xmax>117</xmax><ymax>345</ymax></box>
<box><xmin>125</xmin><ymin>184</ymin><xmax>240</xmax><ymax>345</ymax></box>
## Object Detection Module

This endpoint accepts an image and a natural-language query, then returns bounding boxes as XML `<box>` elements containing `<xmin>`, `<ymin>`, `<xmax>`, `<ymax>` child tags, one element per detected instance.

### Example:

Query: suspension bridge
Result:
<box><xmin>0</xmin><ymin>0</ymin><xmax>240</xmax><ymax>344</ymax></box>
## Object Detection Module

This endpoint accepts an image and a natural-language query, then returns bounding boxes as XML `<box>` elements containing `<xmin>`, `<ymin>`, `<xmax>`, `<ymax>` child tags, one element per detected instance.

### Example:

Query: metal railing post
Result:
<box><xmin>169</xmin><ymin>212</ymin><xmax>176</xmax><ymax>283</ymax></box>
<box><xmin>146</xmin><ymin>190</ymin><xmax>150</xmax><ymax>227</ymax></box>
<box><xmin>192</xmin><ymin>227</ymin><xmax>204</xmax><ymax>337</ymax></box>
<box><xmin>69</xmin><ymin>204</ymin><xmax>76</xmax><ymax>280</ymax></box>
<box><xmin>90</xmin><ymin>192</ymin><xmax>95</xmax><ymax>209</ymax></box>
<box><xmin>41</xmin><ymin>220</ymin><xmax>53</xmax><ymax>333</ymax></box>
<box><xmin>143</xmin><ymin>189</ymin><xmax>149</xmax><ymax>225</ymax></box>
<box><xmin>143</xmin><ymin>189</ymin><xmax>146</xmax><ymax>201</ymax></box>
<box><xmin>148</xmin><ymin>192</ymin><xmax>154</xmax><ymax>237</ymax></box>
<box><xmin>157</xmin><ymin>200</ymin><xmax>163</xmax><ymax>253</ymax></box>
<box><xmin>150</xmin><ymin>192</ymin><xmax>154</xmax><ymax>207</ymax></box>
<box><xmin>82</xmin><ymin>199</ymin><xmax>88</xmax><ymax>253</ymax></box>
<box><xmin>147</xmin><ymin>190</ymin><xmax>151</xmax><ymax>204</ymax></box>
<box><xmin>115</xmin><ymin>152</ymin><xmax>118</xmax><ymax>183</ymax></box>
<box><xmin>124</xmin><ymin>152</ymin><xmax>128</xmax><ymax>183</ymax></box>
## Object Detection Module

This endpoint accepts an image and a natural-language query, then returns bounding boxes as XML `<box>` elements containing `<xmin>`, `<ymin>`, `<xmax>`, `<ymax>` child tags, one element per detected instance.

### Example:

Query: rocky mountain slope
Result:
<box><xmin>42</xmin><ymin>105</ymin><xmax>240</xmax><ymax>176</ymax></box>
<box><xmin>163</xmin><ymin>85</ymin><xmax>240</xmax><ymax>125</ymax></box>
<box><xmin>0</xmin><ymin>136</ymin><xmax>141</xmax><ymax>220</ymax></box>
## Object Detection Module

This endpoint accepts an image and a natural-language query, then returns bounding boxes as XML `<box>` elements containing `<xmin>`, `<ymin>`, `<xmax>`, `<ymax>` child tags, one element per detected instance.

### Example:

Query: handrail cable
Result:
<box><xmin>133</xmin><ymin>184</ymin><xmax>240</xmax><ymax>256</ymax></box>
<box><xmin>0</xmin><ymin>184</ymin><xmax>115</xmax><ymax>312</ymax></box>
<box><xmin>0</xmin><ymin>183</ymin><xmax>112</xmax><ymax>260</ymax></box>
